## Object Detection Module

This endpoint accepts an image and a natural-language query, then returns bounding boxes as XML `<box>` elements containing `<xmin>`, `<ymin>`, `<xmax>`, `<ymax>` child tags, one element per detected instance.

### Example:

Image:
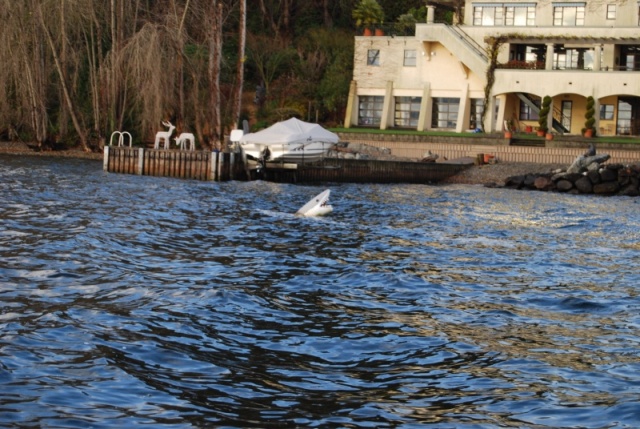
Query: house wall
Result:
<box><xmin>353</xmin><ymin>37</ymin><xmax>484</xmax><ymax>92</ymax></box>
<box><xmin>461</xmin><ymin>0</ymin><xmax>638</xmax><ymax>27</ymax></box>
<box><xmin>491</xmin><ymin>69</ymin><xmax>639</xmax><ymax>99</ymax></box>
<box><xmin>348</xmin><ymin>0</ymin><xmax>640</xmax><ymax>135</ymax></box>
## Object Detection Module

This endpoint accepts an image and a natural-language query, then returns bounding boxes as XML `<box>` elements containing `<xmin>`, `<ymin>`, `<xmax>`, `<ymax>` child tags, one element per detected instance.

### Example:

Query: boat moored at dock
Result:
<box><xmin>238</xmin><ymin>118</ymin><xmax>339</xmax><ymax>163</ymax></box>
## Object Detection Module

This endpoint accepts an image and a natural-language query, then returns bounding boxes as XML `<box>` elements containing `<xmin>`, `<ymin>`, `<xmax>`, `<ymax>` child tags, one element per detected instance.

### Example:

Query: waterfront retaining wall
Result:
<box><xmin>338</xmin><ymin>133</ymin><xmax>640</xmax><ymax>166</ymax></box>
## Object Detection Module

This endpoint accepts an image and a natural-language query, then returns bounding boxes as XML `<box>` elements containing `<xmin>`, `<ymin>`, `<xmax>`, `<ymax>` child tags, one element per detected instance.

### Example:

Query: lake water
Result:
<box><xmin>1</xmin><ymin>155</ymin><xmax>640</xmax><ymax>428</ymax></box>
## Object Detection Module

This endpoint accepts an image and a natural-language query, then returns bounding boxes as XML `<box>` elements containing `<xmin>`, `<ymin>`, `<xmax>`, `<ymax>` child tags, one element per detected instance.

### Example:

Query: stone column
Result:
<box><xmin>456</xmin><ymin>84</ymin><xmax>469</xmax><ymax>133</ymax></box>
<box><xmin>426</xmin><ymin>5</ymin><xmax>435</xmax><ymax>24</ymax></box>
<box><xmin>593</xmin><ymin>44</ymin><xmax>602</xmax><ymax>71</ymax></box>
<box><xmin>496</xmin><ymin>94</ymin><xmax>507</xmax><ymax>133</ymax></box>
<box><xmin>486</xmin><ymin>96</ymin><xmax>496</xmax><ymax>133</ymax></box>
<box><xmin>343</xmin><ymin>80</ymin><xmax>357</xmax><ymax>128</ymax></box>
<box><xmin>545</xmin><ymin>43</ymin><xmax>554</xmax><ymax>70</ymax></box>
<box><xmin>380</xmin><ymin>81</ymin><xmax>394</xmax><ymax>130</ymax></box>
<box><xmin>417</xmin><ymin>83</ymin><xmax>431</xmax><ymax>131</ymax></box>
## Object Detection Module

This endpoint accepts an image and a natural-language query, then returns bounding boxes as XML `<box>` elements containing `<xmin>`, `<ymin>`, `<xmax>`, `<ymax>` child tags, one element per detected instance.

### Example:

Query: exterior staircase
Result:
<box><xmin>415</xmin><ymin>24</ymin><xmax>487</xmax><ymax>78</ymax></box>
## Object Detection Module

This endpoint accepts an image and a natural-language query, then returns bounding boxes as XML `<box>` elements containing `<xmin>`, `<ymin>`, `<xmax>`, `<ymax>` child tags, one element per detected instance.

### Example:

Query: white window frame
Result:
<box><xmin>394</xmin><ymin>96</ymin><xmax>421</xmax><ymax>128</ymax></box>
<box><xmin>553</xmin><ymin>3</ymin><xmax>586</xmax><ymax>26</ymax></box>
<box><xmin>431</xmin><ymin>98</ymin><xmax>460</xmax><ymax>129</ymax></box>
<box><xmin>358</xmin><ymin>95</ymin><xmax>384</xmax><ymax>126</ymax></box>
<box><xmin>473</xmin><ymin>5</ymin><xmax>505</xmax><ymax>26</ymax></box>
<box><xmin>504</xmin><ymin>4</ymin><xmax>536</xmax><ymax>26</ymax></box>
<box><xmin>403</xmin><ymin>50</ymin><xmax>416</xmax><ymax>67</ymax></box>
<box><xmin>367</xmin><ymin>49</ymin><xmax>380</xmax><ymax>66</ymax></box>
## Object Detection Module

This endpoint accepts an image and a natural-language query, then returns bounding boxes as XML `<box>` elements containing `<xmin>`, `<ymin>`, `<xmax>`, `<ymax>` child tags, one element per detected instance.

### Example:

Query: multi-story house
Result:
<box><xmin>344</xmin><ymin>1</ymin><xmax>640</xmax><ymax>137</ymax></box>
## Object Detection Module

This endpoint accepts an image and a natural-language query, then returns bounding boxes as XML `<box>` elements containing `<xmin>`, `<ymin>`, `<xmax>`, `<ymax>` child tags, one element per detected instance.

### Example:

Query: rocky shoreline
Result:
<box><xmin>501</xmin><ymin>160</ymin><xmax>640</xmax><ymax>196</ymax></box>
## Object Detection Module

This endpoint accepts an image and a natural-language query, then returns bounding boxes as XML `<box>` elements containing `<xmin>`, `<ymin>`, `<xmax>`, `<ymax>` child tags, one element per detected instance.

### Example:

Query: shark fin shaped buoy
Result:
<box><xmin>295</xmin><ymin>189</ymin><xmax>333</xmax><ymax>217</ymax></box>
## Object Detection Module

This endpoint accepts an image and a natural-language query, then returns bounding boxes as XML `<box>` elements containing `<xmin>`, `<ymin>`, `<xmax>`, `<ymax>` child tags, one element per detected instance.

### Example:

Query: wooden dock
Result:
<box><xmin>103</xmin><ymin>146</ymin><xmax>469</xmax><ymax>184</ymax></box>
<box><xmin>103</xmin><ymin>146</ymin><xmax>246</xmax><ymax>181</ymax></box>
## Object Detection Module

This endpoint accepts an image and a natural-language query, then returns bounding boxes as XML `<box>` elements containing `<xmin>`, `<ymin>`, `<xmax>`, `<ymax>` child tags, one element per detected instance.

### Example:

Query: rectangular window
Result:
<box><xmin>505</xmin><ymin>5</ymin><xmax>536</xmax><ymax>26</ymax></box>
<box><xmin>403</xmin><ymin>50</ymin><xmax>416</xmax><ymax>67</ymax></box>
<box><xmin>607</xmin><ymin>4</ymin><xmax>616</xmax><ymax>20</ymax></box>
<box><xmin>431</xmin><ymin>98</ymin><xmax>459</xmax><ymax>129</ymax></box>
<box><xmin>358</xmin><ymin>95</ymin><xmax>384</xmax><ymax>126</ymax></box>
<box><xmin>620</xmin><ymin>46</ymin><xmax>640</xmax><ymax>71</ymax></box>
<box><xmin>469</xmin><ymin>99</ymin><xmax>484</xmax><ymax>130</ymax></box>
<box><xmin>519</xmin><ymin>99</ymin><xmax>540</xmax><ymax>120</ymax></box>
<box><xmin>553</xmin><ymin>47</ymin><xmax>594</xmax><ymax>70</ymax></box>
<box><xmin>553</xmin><ymin>4</ymin><xmax>585</xmax><ymax>26</ymax></box>
<box><xmin>473</xmin><ymin>6</ymin><xmax>504</xmax><ymax>26</ymax></box>
<box><xmin>600</xmin><ymin>104</ymin><xmax>614</xmax><ymax>120</ymax></box>
<box><xmin>367</xmin><ymin>49</ymin><xmax>380</xmax><ymax>66</ymax></box>
<box><xmin>394</xmin><ymin>96</ymin><xmax>421</xmax><ymax>128</ymax></box>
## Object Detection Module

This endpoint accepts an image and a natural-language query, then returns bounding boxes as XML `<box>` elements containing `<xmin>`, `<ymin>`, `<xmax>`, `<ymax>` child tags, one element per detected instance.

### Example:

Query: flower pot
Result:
<box><xmin>525</xmin><ymin>125</ymin><xmax>533</xmax><ymax>133</ymax></box>
<box><xmin>584</xmin><ymin>128</ymin><xmax>594</xmax><ymax>138</ymax></box>
<box><xmin>536</xmin><ymin>130</ymin><xmax>545</xmax><ymax>137</ymax></box>
<box><xmin>363</xmin><ymin>28</ymin><xmax>373</xmax><ymax>36</ymax></box>
<box><xmin>504</xmin><ymin>131</ymin><xmax>512</xmax><ymax>139</ymax></box>
<box><xmin>545</xmin><ymin>133</ymin><xmax>554</xmax><ymax>141</ymax></box>
<box><xmin>374</xmin><ymin>28</ymin><xmax>384</xmax><ymax>36</ymax></box>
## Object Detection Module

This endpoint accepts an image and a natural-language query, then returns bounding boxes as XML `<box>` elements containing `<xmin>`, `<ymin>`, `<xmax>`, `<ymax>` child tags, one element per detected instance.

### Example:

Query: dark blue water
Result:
<box><xmin>1</xmin><ymin>155</ymin><xmax>640</xmax><ymax>428</ymax></box>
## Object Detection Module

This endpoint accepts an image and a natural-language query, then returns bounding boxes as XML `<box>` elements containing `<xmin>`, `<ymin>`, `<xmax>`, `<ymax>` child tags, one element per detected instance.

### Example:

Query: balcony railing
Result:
<box><xmin>498</xmin><ymin>60</ymin><xmax>545</xmax><ymax>70</ymax></box>
<box><xmin>357</xmin><ymin>23</ymin><xmax>415</xmax><ymax>37</ymax></box>
<box><xmin>497</xmin><ymin>61</ymin><xmax>640</xmax><ymax>71</ymax></box>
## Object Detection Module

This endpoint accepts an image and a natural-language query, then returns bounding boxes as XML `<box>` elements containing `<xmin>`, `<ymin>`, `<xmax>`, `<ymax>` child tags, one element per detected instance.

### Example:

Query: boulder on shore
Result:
<box><xmin>501</xmin><ymin>145</ymin><xmax>640</xmax><ymax>197</ymax></box>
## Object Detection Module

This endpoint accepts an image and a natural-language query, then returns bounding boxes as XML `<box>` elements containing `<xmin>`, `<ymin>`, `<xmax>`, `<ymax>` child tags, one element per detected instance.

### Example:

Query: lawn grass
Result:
<box><xmin>330</xmin><ymin>127</ymin><xmax>640</xmax><ymax>145</ymax></box>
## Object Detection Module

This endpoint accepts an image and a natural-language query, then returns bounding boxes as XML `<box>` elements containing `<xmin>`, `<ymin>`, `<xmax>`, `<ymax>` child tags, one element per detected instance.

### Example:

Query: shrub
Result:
<box><xmin>584</xmin><ymin>96</ymin><xmax>596</xmax><ymax>134</ymax></box>
<box><xmin>538</xmin><ymin>95</ymin><xmax>551</xmax><ymax>133</ymax></box>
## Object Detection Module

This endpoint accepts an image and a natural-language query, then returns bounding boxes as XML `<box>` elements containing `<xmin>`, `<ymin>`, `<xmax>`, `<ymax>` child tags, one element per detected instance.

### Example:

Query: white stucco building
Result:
<box><xmin>344</xmin><ymin>0</ymin><xmax>640</xmax><ymax>136</ymax></box>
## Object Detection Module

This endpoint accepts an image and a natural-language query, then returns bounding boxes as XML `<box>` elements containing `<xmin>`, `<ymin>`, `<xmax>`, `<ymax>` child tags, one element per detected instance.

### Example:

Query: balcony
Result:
<box><xmin>498</xmin><ymin>60</ymin><xmax>545</xmax><ymax>70</ymax></box>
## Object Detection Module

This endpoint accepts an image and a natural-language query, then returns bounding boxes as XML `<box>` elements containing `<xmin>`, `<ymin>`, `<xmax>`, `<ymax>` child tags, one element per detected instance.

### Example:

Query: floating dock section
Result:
<box><xmin>262</xmin><ymin>158</ymin><xmax>469</xmax><ymax>184</ymax></box>
<box><xmin>103</xmin><ymin>146</ymin><xmax>469</xmax><ymax>184</ymax></box>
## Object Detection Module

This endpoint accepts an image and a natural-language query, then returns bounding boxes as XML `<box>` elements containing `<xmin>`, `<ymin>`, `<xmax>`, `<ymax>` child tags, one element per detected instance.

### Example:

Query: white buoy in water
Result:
<box><xmin>295</xmin><ymin>189</ymin><xmax>333</xmax><ymax>217</ymax></box>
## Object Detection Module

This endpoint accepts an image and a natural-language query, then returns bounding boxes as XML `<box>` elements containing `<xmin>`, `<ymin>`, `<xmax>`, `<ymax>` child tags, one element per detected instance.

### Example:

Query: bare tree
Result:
<box><xmin>256</xmin><ymin>0</ymin><xmax>295</xmax><ymax>40</ymax></box>
<box><xmin>116</xmin><ymin>22</ymin><xmax>180</xmax><ymax>141</ymax></box>
<box><xmin>0</xmin><ymin>1</ymin><xmax>49</xmax><ymax>146</ymax></box>
<box><xmin>209</xmin><ymin>1</ymin><xmax>224</xmax><ymax>148</ymax></box>
<box><xmin>231</xmin><ymin>0</ymin><xmax>247</xmax><ymax>131</ymax></box>
<box><xmin>37</xmin><ymin>2</ymin><xmax>90</xmax><ymax>151</ymax></box>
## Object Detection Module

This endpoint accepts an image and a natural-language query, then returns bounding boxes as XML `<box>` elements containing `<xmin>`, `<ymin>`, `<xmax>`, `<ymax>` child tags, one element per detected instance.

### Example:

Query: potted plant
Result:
<box><xmin>584</xmin><ymin>95</ymin><xmax>596</xmax><ymax>137</ymax></box>
<box><xmin>504</xmin><ymin>118</ymin><xmax>514</xmax><ymax>139</ymax></box>
<box><xmin>538</xmin><ymin>95</ymin><xmax>551</xmax><ymax>137</ymax></box>
<box><xmin>352</xmin><ymin>0</ymin><xmax>385</xmax><ymax>36</ymax></box>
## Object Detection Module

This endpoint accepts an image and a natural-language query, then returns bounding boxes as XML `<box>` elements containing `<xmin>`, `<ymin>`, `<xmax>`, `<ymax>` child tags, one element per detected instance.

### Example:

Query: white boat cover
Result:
<box><xmin>239</xmin><ymin>118</ymin><xmax>339</xmax><ymax>146</ymax></box>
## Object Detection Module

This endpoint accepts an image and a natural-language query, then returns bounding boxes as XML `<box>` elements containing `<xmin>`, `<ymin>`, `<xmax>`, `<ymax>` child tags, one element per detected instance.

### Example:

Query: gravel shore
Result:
<box><xmin>1</xmin><ymin>141</ymin><xmax>566</xmax><ymax>186</ymax></box>
<box><xmin>0</xmin><ymin>141</ymin><xmax>103</xmax><ymax>160</ymax></box>
<box><xmin>440</xmin><ymin>161</ymin><xmax>566</xmax><ymax>186</ymax></box>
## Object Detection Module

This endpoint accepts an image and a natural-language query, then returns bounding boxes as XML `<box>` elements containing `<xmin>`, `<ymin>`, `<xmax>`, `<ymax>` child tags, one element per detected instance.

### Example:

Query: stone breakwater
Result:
<box><xmin>504</xmin><ymin>162</ymin><xmax>640</xmax><ymax>196</ymax></box>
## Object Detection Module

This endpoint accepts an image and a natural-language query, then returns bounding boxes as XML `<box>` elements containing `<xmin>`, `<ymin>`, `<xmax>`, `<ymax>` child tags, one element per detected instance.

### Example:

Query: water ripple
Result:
<box><xmin>1</xmin><ymin>155</ymin><xmax>640</xmax><ymax>427</ymax></box>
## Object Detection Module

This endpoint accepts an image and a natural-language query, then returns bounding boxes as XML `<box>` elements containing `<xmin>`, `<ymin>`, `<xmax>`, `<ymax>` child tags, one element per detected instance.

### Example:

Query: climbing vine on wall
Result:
<box><xmin>482</xmin><ymin>35</ymin><xmax>508</xmax><ymax>132</ymax></box>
